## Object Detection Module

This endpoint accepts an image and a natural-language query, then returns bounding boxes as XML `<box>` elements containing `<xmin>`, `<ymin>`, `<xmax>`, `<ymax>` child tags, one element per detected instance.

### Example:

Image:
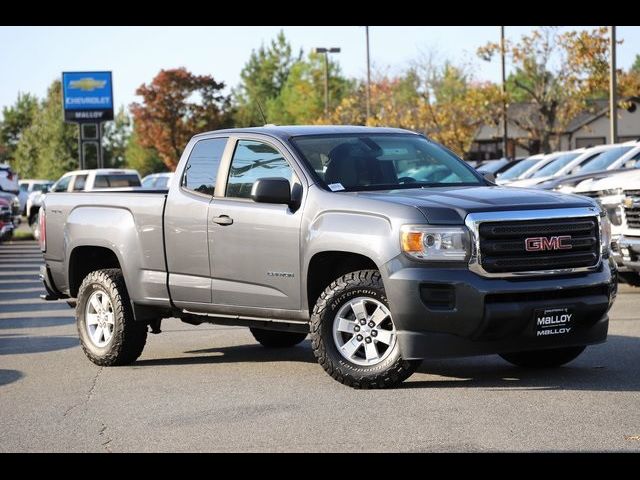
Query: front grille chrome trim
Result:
<box><xmin>465</xmin><ymin>207</ymin><xmax>603</xmax><ymax>278</ymax></box>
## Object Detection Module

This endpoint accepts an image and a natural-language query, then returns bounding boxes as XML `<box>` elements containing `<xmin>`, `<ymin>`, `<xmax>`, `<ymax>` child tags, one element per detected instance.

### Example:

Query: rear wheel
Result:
<box><xmin>310</xmin><ymin>270</ymin><xmax>421</xmax><ymax>389</ymax></box>
<box><xmin>500</xmin><ymin>346</ymin><xmax>586</xmax><ymax>368</ymax></box>
<box><xmin>249</xmin><ymin>328</ymin><xmax>307</xmax><ymax>348</ymax></box>
<box><xmin>76</xmin><ymin>269</ymin><xmax>147</xmax><ymax>366</ymax></box>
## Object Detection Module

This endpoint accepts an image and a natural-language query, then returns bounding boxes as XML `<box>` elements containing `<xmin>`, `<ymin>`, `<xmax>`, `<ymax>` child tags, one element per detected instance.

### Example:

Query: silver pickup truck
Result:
<box><xmin>40</xmin><ymin>126</ymin><xmax>617</xmax><ymax>388</ymax></box>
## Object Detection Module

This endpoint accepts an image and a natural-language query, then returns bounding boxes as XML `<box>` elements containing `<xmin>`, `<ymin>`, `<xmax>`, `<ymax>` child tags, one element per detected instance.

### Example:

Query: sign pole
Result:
<box><xmin>97</xmin><ymin>122</ymin><xmax>103</xmax><ymax>168</ymax></box>
<box><xmin>77</xmin><ymin>124</ymin><xmax>84</xmax><ymax>170</ymax></box>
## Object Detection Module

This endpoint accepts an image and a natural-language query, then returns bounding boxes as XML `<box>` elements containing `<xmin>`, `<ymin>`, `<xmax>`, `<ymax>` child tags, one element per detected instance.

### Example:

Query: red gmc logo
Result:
<box><xmin>525</xmin><ymin>236</ymin><xmax>573</xmax><ymax>252</ymax></box>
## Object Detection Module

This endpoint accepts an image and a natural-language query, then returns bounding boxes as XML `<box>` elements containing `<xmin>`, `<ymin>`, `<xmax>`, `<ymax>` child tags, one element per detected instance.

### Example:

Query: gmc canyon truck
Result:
<box><xmin>40</xmin><ymin>126</ymin><xmax>617</xmax><ymax>389</ymax></box>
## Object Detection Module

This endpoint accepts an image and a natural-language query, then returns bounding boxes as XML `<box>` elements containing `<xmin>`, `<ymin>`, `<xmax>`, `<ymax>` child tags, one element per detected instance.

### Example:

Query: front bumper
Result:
<box><xmin>383</xmin><ymin>256</ymin><xmax>616</xmax><ymax>360</ymax></box>
<box><xmin>618</xmin><ymin>235</ymin><xmax>640</xmax><ymax>272</ymax></box>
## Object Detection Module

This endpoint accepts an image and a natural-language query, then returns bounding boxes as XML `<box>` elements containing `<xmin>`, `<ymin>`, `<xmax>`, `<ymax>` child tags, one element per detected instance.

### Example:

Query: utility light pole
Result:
<box><xmin>609</xmin><ymin>26</ymin><xmax>618</xmax><ymax>144</ymax></box>
<box><xmin>365</xmin><ymin>26</ymin><xmax>371</xmax><ymax>123</ymax></box>
<box><xmin>313</xmin><ymin>47</ymin><xmax>341</xmax><ymax>118</ymax></box>
<box><xmin>500</xmin><ymin>26</ymin><xmax>508</xmax><ymax>159</ymax></box>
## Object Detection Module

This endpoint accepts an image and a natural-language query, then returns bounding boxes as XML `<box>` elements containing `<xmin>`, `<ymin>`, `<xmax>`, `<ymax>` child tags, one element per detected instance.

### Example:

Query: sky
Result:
<box><xmin>0</xmin><ymin>26</ymin><xmax>638</xmax><ymax>113</ymax></box>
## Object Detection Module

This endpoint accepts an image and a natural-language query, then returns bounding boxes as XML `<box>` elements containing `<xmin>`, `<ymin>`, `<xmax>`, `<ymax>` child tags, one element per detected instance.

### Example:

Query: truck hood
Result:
<box><xmin>354</xmin><ymin>186</ymin><xmax>597</xmax><ymax>224</ymax></box>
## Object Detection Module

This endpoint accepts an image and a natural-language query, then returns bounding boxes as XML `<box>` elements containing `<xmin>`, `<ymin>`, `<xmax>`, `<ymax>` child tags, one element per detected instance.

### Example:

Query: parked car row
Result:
<box><xmin>480</xmin><ymin>139</ymin><xmax>640</xmax><ymax>284</ymax></box>
<box><xmin>0</xmin><ymin>163</ymin><xmax>173</xmax><ymax>243</ymax></box>
<box><xmin>25</xmin><ymin>169</ymin><xmax>173</xmax><ymax>240</ymax></box>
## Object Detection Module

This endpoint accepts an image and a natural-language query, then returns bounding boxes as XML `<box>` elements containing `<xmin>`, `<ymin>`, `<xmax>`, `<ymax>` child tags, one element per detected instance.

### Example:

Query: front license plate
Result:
<box><xmin>534</xmin><ymin>307</ymin><xmax>575</xmax><ymax>337</ymax></box>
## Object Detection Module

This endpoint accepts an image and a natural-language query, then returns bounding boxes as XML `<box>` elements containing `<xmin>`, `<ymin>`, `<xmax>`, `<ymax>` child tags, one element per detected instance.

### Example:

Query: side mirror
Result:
<box><xmin>483</xmin><ymin>172</ymin><xmax>496</xmax><ymax>184</ymax></box>
<box><xmin>251</xmin><ymin>177</ymin><xmax>291</xmax><ymax>205</ymax></box>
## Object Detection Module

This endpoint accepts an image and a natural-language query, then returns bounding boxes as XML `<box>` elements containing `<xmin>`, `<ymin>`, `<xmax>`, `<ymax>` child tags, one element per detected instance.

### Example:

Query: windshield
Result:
<box><xmin>531</xmin><ymin>152</ymin><xmax>580</xmax><ymax>178</ymax></box>
<box><xmin>498</xmin><ymin>157</ymin><xmax>542</xmax><ymax>180</ymax></box>
<box><xmin>291</xmin><ymin>134</ymin><xmax>481</xmax><ymax>191</ymax></box>
<box><xmin>578</xmin><ymin>146</ymin><xmax>633</xmax><ymax>174</ymax></box>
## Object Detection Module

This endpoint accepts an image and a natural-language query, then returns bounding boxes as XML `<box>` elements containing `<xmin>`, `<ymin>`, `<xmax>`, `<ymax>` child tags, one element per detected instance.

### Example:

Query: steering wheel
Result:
<box><xmin>398</xmin><ymin>177</ymin><xmax>417</xmax><ymax>184</ymax></box>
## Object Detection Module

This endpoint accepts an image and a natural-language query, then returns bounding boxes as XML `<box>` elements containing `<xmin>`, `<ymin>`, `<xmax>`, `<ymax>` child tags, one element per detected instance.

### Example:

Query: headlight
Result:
<box><xmin>401</xmin><ymin>225</ymin><xmax>470</xmax><ymax>261</ymax></box>
<box><xmin>600</xmin><ymin>213</ymin><xmax>611</xmax><ymax>257</ymax></box>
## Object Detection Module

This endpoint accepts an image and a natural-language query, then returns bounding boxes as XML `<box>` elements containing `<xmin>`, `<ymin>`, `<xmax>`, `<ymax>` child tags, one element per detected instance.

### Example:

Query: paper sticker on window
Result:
<box><xmin>328</xmin><ymin>183</ymin><xmax>345</xmax><ymax>192</ymax></box>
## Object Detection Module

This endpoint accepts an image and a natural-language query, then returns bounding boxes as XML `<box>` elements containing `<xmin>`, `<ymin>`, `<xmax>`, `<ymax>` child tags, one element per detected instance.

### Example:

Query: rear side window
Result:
<box><xmin>182</xmin><ymin>138</ymin><xmax>227</xmax><ymax>196</ymax></box>
<box><xmin>72</xmin><ymin>175</ymin><xmax>87</xmax><ymax>191</ymax></box>
<box><xmin>94</xmin><ymin>175</ymin><xmax>109</xmax><ymax>188</ymax></box>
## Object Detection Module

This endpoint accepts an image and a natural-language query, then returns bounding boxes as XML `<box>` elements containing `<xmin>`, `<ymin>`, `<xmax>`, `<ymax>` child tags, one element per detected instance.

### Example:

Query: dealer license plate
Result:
<box><xmin>534</xmin><ymin>307</ymin><xmax>575</xmax><ymax>337</ymax></box>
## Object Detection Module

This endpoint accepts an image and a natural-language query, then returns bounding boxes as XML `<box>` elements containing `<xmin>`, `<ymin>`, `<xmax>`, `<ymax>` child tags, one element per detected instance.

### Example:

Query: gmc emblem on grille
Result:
<box><xmin>525</xmin><ymin>235</ymin><xmax>573</xmax><ymax>252</ymax></box>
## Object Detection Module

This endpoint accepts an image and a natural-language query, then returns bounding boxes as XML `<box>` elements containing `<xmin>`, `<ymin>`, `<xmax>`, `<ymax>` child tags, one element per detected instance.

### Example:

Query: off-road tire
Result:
<box><xmin>250</xmin><ymin>328</ymin><xmax>307</xmax><ymax>348</ymax></box>
<box><xmin>310</xmin><ymin>270</ymin><xmax>421</xmax><ymax>389</ymax></box>
<box><xmin>76</xmin><ymin>268</ymin><xmax>147</xmax><ymax>366</ymax></box>
<box><xmin>500</xmin><ymin>346</ymin><xmax>586</xmax><ymax>368</ymax></box>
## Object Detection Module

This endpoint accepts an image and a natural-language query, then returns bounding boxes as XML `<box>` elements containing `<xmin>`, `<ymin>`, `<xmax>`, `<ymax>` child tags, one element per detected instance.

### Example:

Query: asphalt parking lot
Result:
<box><xmin>1</xmin><ymin>237</ymin><xmax>639</xmax><ymax>452</ymax></box>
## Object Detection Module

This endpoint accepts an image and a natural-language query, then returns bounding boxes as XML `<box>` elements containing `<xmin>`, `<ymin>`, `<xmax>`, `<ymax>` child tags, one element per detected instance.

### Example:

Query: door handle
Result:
<box><xmin>212</xmin><ymin>215</ymin><xmax>233</xmax><ymax>226</ymax></box>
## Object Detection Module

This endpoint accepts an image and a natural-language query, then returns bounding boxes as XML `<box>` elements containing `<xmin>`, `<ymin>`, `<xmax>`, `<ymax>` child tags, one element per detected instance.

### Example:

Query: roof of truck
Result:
<box><xmin>193</xmin><ymin>125</ymin><xmax>418</xmax><ymax>140</ymax></box>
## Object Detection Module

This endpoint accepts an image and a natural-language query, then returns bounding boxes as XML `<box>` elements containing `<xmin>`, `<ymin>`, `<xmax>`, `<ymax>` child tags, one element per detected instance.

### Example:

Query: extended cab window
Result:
<box><xmin>182</xmin><ymin>138</ymin><xmax>227</xmax><ymax>196</ymax></box>
<box><xmin>226</xmin><ymin>140</ymin><xmax>295</xmax><ymax>199</ymax></box>
<box><xmin>72</xmin><ymin>175</ymin><xmax>87</xmax><ymax>191</ymax></box>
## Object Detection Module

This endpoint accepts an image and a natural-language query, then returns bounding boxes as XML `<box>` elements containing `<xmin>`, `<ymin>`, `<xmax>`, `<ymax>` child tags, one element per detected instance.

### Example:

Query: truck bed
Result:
<box><xmin>43</xmin><ymin>190</ymin><xmax>169</xmax><ymax>306</ymax></box>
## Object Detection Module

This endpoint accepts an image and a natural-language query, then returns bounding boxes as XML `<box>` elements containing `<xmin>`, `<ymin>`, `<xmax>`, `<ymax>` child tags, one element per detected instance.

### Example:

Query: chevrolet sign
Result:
<box><xmin>62</xmin><ymin>71</ymin><xmax>113</xmax><ymax>123</ymax></box>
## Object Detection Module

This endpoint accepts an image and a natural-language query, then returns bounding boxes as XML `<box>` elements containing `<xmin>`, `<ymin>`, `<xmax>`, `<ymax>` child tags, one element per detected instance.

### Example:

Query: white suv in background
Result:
<box><xmin>30</xmin><ymin>169</ymin><xmax>142</xmax><ymax>240</ymax></box>
<box><xmin>19</xmin><ymin>179</ymin><xmax>54</xmax><ymax>215</ymax></box>
<box><xmin>49</xmin><ymin>169</ymin><xmax>142</xmax><ymax>193</ymax></box>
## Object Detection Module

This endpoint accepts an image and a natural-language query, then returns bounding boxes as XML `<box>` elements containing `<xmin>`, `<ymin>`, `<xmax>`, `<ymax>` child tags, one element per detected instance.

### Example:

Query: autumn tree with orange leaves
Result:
<box><xmin>328</xmin><ymin>64</ymin><xmax>504</xmax><ymax>158</ymax></box>
<box><xmin>130</xmin><ymin>68</ymin><xmax>232</xmax><ymax>170</ymax></box>
<box><xmin>478</xmin><ymin>26</ymin><xmax>640</xmax><ymax>153</ymax></box>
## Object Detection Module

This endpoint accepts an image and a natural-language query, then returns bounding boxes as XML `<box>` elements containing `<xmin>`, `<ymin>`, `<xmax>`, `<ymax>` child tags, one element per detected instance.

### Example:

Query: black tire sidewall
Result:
<box><xmin>318</xmin><ymin>278</ymin><xmax>404</xmax><ymax>378</ymax></box>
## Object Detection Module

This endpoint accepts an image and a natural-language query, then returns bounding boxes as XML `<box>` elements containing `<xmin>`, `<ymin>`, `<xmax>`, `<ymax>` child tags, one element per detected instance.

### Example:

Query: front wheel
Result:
<box><xmin>499</xmin><ymin>346</ymin><xmax>586</xmax><ymax>368</ymax></box>
<box><xmin>76</xmin><ymin>268</ymin><xmax>147</xmax><ymax>366</ymax></box>
<box><xmin>310</xmin><ymin>270</ymin><xmax>421</xmax><ymax>389</ymax></box>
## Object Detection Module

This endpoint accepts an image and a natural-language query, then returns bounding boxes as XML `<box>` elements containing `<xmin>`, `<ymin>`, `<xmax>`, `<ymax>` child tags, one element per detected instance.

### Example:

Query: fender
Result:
<box><xmin>65</xmin><ymin>205</ymin><xmax>169</xmax><ymax>307</ymax></box>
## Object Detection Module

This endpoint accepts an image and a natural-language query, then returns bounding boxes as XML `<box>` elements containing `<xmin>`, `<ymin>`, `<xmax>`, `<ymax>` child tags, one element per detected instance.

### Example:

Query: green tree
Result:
<box><xmin>103</xmin><ymin>107</ymin><xmax>131</xmax><ymax>168</ymax></box>
<box><xmin>14</xmin><ymin>80</ymin><xmax>78</xmax><ymax>179</ymax></box>
<box><xmin>633</xmin><ymin>54</ymin><xmax>640</xmax><ymax>73</ymax></box>
<box><xmin>233</xmin><ymin>31</ymin><xmax>301</xmax><ymax>126</ymax></box>
<box><xmin>0</xmin><ymin>93</ymin><xmax>39</xmax><ymax>164</ymax></box>
<box><xmin>270</xmin><ymin>51</ymin><xmax>354</xmax><ymax>124</ymax></box>
<box><xmin>124</xmin><ymin>130</ymin><xmax>165</xmax><ymax>177</ymax></box>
